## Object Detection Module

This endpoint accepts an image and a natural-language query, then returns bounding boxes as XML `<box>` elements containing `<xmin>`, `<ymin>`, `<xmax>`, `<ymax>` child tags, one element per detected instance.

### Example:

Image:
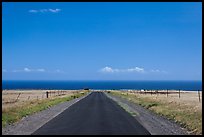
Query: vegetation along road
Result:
<box><xmin>32</xmin><ymin>92</ymin><xmax>150</xmax><ymax>135</ymax></box>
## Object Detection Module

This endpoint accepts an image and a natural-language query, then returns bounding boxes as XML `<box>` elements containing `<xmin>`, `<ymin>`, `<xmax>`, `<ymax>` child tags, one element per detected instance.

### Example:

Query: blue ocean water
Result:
<box><xmin>2</xmin><ymin>80</ymin><xmax>202</xmax><ymax>91</ymax></box>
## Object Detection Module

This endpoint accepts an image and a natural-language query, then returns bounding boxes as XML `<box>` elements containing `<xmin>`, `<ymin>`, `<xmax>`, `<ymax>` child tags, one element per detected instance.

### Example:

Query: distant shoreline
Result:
<box><xmin>2</xmin><ymin>80</ymin><xmax>202</xmax><ymax>91</ymax></box>
<box><xmin>2</xmin><ymin>89</ymin><xmax>202</xmax><ymax>92</ymax></box>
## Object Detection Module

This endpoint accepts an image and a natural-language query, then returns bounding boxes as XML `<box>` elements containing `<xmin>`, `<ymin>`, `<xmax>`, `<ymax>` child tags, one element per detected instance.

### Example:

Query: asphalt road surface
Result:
<box><xmin>32</xmin><ymin>92</ymin><xmax>150</xmax><ymax>135</ymax></box>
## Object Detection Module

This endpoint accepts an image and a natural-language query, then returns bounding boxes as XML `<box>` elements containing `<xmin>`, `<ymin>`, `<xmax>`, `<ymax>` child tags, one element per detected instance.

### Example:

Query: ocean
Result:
<box><xmin>2</xmin><ymin>80</ymin><xmax>202</xmax><ymax>91</ymax></box>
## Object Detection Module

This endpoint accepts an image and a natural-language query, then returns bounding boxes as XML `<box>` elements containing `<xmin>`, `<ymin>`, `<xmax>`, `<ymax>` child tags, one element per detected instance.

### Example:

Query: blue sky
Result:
<box><xmin>2</xmin><ymin>2</ymin><xmax>202</xmax><ymax>80</ymax></box>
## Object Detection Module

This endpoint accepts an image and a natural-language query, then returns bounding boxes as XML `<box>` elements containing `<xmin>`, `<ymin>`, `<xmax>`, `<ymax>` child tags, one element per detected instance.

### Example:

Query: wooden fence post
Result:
<box><xmin>27</xmin><ymin>96</ymin><xmax>30</xmax><ymax>100</ymax></box>
<box><xmin>46</xmin><ymin>91</ymin><xmax>49</xmax><ymax>98</ymax></box>
<box><xmin>198</xmin><ymin>90</ymin><xmax>200</xmax><ymax>102</ymax></box>
<box><xmin>179</xmin><ymin>89</ymin><xmax>180</xmax><ymax>98</ymax></box>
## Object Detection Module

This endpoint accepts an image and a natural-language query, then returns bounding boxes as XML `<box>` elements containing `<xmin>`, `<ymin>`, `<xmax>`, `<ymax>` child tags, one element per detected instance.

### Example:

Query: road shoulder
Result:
<box><xmin>2</xmin><ymin>92</ymin><xmax>92</xmax><ymax>135</ymax></box>
<box><xmin>105</xmin><ymin>92</ymin><xmax>189</xmax><ymax>135</ymax></box>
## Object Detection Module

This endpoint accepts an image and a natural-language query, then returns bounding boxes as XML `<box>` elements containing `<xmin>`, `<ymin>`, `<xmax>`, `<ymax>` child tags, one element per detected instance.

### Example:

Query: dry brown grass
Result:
<box><xmin>110</xmin><ymin>90</ymin><xmax>202</xmax><ymax>135</ymax></box>
<box><xmin>127</xmin><ymin>90</ymin><xmax>202</xmax><ymax>111</ymax></box>
<box><xmin>2</xmin><ymin>90</ymin><xmax>89</xmax><ymax>127</ymax></box>
<box><xmin>2</xmin><ymin>90</ymin><xmax>83</xmax><ymax>110</ymax></box>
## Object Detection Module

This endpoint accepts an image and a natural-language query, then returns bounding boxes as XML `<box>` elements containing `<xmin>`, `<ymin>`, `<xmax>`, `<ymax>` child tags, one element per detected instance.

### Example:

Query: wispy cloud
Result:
<box><xmin>3</xmin><ymin>69</ymin><xmax>7</xmax><ymax>72</ymax></box>
<box><xmin>12</xmin><ymin>68</ymin><xmax>65</xmax><ymax>73</ymax></box>
<box><xmin>150</xmin><ymin>69</ymin><xmax>168</xmax><ymax>74</ymax></box>
<box><xmin>24</xmin><ymin>67</ymin><xmax>31</xmax><ymax>72</ymax></box>
<box><xmin>48</xmin><ymin>9</ymin><xmax>61</xmax><ymax>13</ymax></box>
<box><xmin>99</xmin><ymin>66</ymin><xmax>167</xmax><ymax>74</ymax></box>
<box><xmin>13</xmin><ymin>68</ymin><xmax>46</xmax><ymax>73</ymax></box>
<box><xmin>100</xmin><ymin>66</ymin><xmax>145</xmax><ymax>73</ymax></box>
<box><xmin>127</xmin><ymin>67</ymin><xmax>144</xmax><ymax>72</ymax></box>
<box><xmin>100</xmin><ymin>67</ymin><xmax>118</xmax><ymax>73</ymax></box>
<box><xmin>29</xmin><ymin>8</ymin><xmax>61</xmax><ymax>13</ymax></box>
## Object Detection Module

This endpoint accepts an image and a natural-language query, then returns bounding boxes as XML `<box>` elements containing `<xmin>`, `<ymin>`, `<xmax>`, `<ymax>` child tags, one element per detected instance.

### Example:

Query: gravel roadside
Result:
<box><xmin>2</xmin><ymin>92</ymin><xmax>92</xmax><ymax>135</ymax></box>
<box><xmin>105</xmin><ymin>92</ymin><xmax>189</xmax><ymax>135</ymax></box>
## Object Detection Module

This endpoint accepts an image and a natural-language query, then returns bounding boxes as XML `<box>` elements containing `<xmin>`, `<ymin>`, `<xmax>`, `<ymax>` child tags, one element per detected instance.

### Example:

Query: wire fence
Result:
<box><xmin>2</xmin><ymin>90</ymin><xmax>82</xmax><ymax>105</ymax></box>
<box><xmin>2</xmin><ymin>89</ymin><xmax>202</xmax><ymax>105</ymax></box>
<box><xmin>125</xmin><ymin>89</ymin><xmax>202</xmax><ymax>102</ymax></box>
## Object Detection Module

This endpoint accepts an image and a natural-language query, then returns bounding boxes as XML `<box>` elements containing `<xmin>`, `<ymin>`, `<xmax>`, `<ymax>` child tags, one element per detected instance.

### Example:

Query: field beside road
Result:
<box><xmin>2</xmin><ymin>90</ymin><xmax>89</xmax><ymax>127</ymax></box>
<box><xmin>2</xmin><ymin>89</ymin><xmax>202</xmax><ymax>135</ymax></box>
<box><xmin>107</xmin><ymin>90</ymin><xmax>202</xmax><ymax>135</ymax></box>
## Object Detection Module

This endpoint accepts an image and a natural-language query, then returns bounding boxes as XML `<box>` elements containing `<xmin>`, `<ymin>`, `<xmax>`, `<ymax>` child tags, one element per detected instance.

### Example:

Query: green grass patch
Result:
<box><xmin>2</xmin><ymin>91</ymin><xmax>89</xmax><ymax>128</ymax></box>
<box><xmin>108</xmin><ymin>91</ymin><xmax>202</xmax><ymax>135</ymax></box>
<box><xmin>117</xmin><ymin>102</ymin><xmax>138</xmax><ymax>117</ymax></box>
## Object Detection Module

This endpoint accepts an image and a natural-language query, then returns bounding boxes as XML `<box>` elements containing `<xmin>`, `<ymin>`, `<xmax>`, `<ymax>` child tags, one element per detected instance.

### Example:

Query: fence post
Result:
<box><xmin>179</xmin><ymin>89</ymin><xmax>180</xmax><ymax>98</ymax></box>
<box><xmin>46</xmin><ymin>91</ymin><xmax>49</xmax><ymax>98</ymax></box>
<box><xmin>198</xmin><ymin>90</ymin><xmax>200</xmax><ymax>102</ymax></box>
<box><xmin>28</xmin><ymin>96</ymin><xmax>30</xmax><ymax>100</ymax></box>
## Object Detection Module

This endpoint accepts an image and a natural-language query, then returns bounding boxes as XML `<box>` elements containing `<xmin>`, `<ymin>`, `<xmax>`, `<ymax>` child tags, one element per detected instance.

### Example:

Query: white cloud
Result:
<box><xmin>48</xmin><ymin>8</ymin><xmax>61</xmax><ymax>13</ymax></box>
<box><xmin>150</xmin><ymin>69</ymin><xmax>168</xmax><ymax>74</ymax></box>
<box><xmin>127</xmin><ymin>67</ymin><xmax>144</xmax><ymax>72</ymax></box>
<box><xmin>24</xmin><ymin>68</ymin><xmax>31</xmax><ymax>72</ymax></box>
<box><xmin>3</xmin><ymin>69</ymin><xmax>7</xmax><ymax>72</ymax></box>
<box><xmin>12</xmin><ymin>68</ymin><xmax>46</xmax><ymax>73</ymax></box>
<box><xmin>100</xmin><ymin>66</ymin><xmax>145</xmax><ymax>73</ymax></box>
<box><xmin>29</xmin><ymin>9</ymin><xmax>61</xmax><ymax>13</ymax></box>
<box><xmin>101</xmin><ymin>67</ymin><xmax>114</xmax><ymax>73</ymax></box>
<box><xmin>100</xmin><ymin>67</ymin><xmax>121</xmax><ymax>73</ymax></box>
<box><xmin>12</xmin><ymin>67</ymin><xmax>67</xmax><ymax>74</ymax></box>
<box><xmin>100</xmin><ymin>66</ymin><xmax>167</xmax><ymax>74</ymax></box>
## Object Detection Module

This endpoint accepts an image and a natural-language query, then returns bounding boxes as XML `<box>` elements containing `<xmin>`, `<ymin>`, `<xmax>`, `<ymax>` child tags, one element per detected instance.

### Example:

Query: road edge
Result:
<box><xmin>104</xmin><ymin>92</ymin><xmax>189</xmax><ymax>135</ymax></box>
<box><xmin>2</xmin><ymin>92</ymin><xmax>92</xmax><ymax>135</ymax></box>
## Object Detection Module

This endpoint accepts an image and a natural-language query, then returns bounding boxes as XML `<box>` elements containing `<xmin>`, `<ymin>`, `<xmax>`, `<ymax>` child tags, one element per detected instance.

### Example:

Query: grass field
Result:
<box><xmin>2</xmin><ymin>90</ymin><xmax>89</xmax><ymax>127</ymax></box>
<box><xmin>108</xmin><ymin>90</ymin><xmax>202</xmax><ymax>135</ymax></box>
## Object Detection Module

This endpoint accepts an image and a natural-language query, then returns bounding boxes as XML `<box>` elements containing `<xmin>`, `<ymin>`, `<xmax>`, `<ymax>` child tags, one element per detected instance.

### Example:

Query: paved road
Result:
<box><xmin>32</xmin><ymin>92</ymin><xmax>150</xmax><ymax>135</ymax></box>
